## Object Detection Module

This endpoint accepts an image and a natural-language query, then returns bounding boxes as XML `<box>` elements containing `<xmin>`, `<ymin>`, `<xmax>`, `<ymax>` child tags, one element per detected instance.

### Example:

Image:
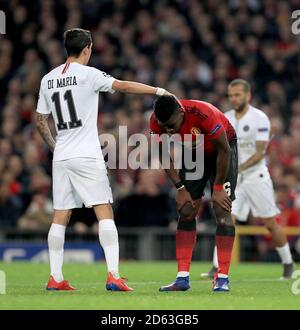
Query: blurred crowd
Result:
<box><xmin>0</xmin><ymin>0</ymin><xmax>300</xmax><ymax>259</ymax></box>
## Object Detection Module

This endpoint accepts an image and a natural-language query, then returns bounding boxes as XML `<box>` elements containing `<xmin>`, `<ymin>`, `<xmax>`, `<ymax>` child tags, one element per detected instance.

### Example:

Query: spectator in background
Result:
<box><xmin>69</xmin><ymin>207</ymin><xmax>98</xmax><ymax>235</ymax></box>
<box><xmin>0</xmin><ymin>181</ymin><xmax>23</xmax><ymax>228</ymax></box>
<box><xmin>18</xmin><ymin>192</ymin><xmax>53</xmax><ymax>230</ymax></box>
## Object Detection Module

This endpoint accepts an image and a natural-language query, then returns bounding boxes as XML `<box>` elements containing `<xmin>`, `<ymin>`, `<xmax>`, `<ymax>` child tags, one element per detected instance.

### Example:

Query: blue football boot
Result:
<box><xmin>213</xmin><ymin>275</ymin><xmax>230</xmax><ymax>292</ymax></box>
<box><xmin>159</xmin><ymin>276</ymin><xmax>190</xmax><ymax>292</ymax></box>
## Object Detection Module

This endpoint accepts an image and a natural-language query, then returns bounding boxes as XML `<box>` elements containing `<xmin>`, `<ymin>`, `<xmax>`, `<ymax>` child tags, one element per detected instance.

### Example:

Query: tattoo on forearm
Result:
<box><xmin>36</xmin><ymin>113</ymin><xmax>55</xmax><ymax>152</ymax></box>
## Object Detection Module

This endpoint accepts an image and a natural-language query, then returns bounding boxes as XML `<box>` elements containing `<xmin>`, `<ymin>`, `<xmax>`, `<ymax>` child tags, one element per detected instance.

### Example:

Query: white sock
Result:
<box><xmin>98</xmin><ymin>219</ymin><xmax>120</xmax><ymax>278</ymax></box>
<box><xmin>177</xmin><ymin>271</ymin><xmax>189</xmax><ymax>278</ymax></box>
<box><xmin>48</xmin><ymin>223</ymin><xmax>66</xmax><ymax>282</ymax></box>
<box><xmin>276</xmin><ymin>242</ymin><xmax>293</xmax><ymax>264</ymax></box>
<box><xmin>213</xmin><ymin>245</ymin><xmax>219</xmax><ymax>269</ymax></box>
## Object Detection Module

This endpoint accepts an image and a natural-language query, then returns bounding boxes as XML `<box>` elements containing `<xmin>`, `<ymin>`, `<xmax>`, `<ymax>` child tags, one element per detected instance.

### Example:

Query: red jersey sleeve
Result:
<box><xmin>204</xmin><ymin>104</ymin><xmax>225</xmax><ymax>139</ymax></box>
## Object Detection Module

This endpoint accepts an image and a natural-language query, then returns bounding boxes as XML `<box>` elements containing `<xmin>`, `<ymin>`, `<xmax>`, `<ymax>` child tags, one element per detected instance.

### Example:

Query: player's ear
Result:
<box><xmin>82</xmin><ymin>45</ymin><xmax>90</xmax><ymax>57</ymax></box>
<box><xmin>83</xmin><ymin>45</ymin><xmax>89</xmax><ymax>55</ymax></box>
<box><xmin>175</xmin><ymin>97</ymin><xmax>183</xmax><ymax>110</ymax></box>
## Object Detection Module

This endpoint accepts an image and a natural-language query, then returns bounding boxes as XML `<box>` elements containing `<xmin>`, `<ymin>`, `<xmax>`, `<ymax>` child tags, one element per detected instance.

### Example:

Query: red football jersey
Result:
<box><xmin>149</xmin><ymin>99</ymin><xmax>236</xmax><ymax>154</ymax></box>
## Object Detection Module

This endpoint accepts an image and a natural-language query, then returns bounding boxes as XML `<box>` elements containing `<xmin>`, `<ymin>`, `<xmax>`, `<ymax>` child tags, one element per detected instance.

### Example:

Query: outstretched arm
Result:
<box><xmin>35</xmin><ymin>113</ymin><xmax>56</xmax><ymax>152</ymax></box>
<box><xmin>111</xmin><ymin>80</ymin><xmax>183</xmax><ymax>107</ymax></box>
<box><xmin>112</xmin><ymin>80</ymin><xmax>168</xmax><ymax>96</ymax></box>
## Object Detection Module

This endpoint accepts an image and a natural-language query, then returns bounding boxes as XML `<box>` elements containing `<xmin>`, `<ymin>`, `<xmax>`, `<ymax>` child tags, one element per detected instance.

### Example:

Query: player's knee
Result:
<box><xmin>213</xmin><ymin>204</ymin><xmax>234</xmax><ymax>227</ymax></box>
<box><xmin>214</xmin><ymin>204</ymin><xmax>235</xmax><ymax>235</ymax></box>
<box><xmin>178</xmin><ymin>202</ymin><xmax>198</xmax><ymax>221</ymax></box>
<box><xmin>53</xmin><ymin>210</ymin><xmax>72</xmax><ymax>226</ymax></box>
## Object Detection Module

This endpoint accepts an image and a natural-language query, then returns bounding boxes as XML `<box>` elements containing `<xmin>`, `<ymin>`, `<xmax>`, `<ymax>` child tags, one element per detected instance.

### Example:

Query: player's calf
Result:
<box><xmin>262</xmin><ymin>217</ymin><xmax>294</xmax><ymax>278</ymax></box>
<box><xmin>212</xmin><ymin>204</ymin><xmax>235</xmax><ymax>282</ymax></box>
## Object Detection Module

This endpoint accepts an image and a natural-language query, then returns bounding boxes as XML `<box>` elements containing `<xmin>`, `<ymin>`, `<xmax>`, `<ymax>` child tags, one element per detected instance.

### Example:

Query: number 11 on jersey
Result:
<box><xmin>51</xmin><ymin>90</ymin><xmax>82</xmax><ymax>130</ymax></box>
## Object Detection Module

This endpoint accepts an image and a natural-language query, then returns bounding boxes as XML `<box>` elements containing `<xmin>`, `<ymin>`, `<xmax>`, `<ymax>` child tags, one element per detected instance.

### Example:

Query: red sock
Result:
<box><xmin>216</xmin><ymin>235</ymin><xmax>235</xmax><ymax>275</ymax></box>
<box><xmin>176</xmin><ymin>230</ymin><xmax>196</xmax><ymax>272</ymax></box>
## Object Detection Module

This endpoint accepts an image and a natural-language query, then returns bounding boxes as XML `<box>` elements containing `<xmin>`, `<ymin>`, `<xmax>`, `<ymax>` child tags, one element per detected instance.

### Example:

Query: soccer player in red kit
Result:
<box><xmin>150</xmin><ymin>95</ymin><xmax>238</xmax><ymax>291</ymax></box>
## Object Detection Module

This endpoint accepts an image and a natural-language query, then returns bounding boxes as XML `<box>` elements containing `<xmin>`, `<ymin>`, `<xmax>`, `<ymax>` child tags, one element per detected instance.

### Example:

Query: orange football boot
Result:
<box><xmin>106</xmin><ymin>272</ymin><xmax>133</xmax><ymax>291</ymax></box>
<box><xmin>46</xmin><ymin>276</ymin><xmax>77</xmax><ymax>291</ymax></box>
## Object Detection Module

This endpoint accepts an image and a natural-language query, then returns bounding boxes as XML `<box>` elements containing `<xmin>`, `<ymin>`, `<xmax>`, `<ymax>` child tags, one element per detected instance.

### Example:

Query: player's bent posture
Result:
<box><xmin>150</xmin><ymin>96</ymin><xmax>238</xmax><ymax>292</ymax></box>
<box><xmin>201</xmin><ymin>79</ymin><xmax>294</xmax><ymax>280</ymax></box>
<box><xmin>36</xmin><ymin>28</ymin><xmax>172</xmax><ymax>291</ymax></box>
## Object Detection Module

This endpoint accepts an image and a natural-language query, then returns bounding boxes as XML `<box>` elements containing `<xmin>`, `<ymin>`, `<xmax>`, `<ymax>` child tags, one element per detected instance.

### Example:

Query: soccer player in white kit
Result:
<box><xmin>35</xmin><ymin>28</ymin><xmax>171</xmax><ymax>291</ymax></box>
<box><xmin>201</xmin><ymin>79</ymin><xmax>294</xmax><ymax>279</ymax></box>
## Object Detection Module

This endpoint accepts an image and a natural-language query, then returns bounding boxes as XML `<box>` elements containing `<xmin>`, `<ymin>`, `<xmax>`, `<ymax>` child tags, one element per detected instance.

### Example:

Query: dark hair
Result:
<box><xmin>154</xmin><ymin>95</ymin><xmax>180</xmax><ymax>123</ymax></box>
<box><xmin>63</xmin><ymin>28</ymin><xmax>92</xmax><ymax>57</ymax></box>
<box><xmin>228</xmin><ymin>79</ymin><xmax>251</xmax><ymax>92</ymax></box>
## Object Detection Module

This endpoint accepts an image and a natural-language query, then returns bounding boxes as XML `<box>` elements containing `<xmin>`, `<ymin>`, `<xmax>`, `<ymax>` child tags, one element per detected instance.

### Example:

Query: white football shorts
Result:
<box><xmin>232</xmin><ymin>171</ymin><xmax>280</xmax><ymax>221</ymax></box>
<box><xmin>52</xmin><ymin>158</ymin><xmax>113</xmax><ymax>210</ymax></box>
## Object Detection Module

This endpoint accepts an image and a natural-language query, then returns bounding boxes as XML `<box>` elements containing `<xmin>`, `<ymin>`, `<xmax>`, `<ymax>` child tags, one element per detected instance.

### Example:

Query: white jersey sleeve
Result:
<box><xmin>256</xmin><ymin>113</ymin><xmax>270</xmax><ymax>142</ymax></box>
<box><xmin>91</xmin><ymin>68</ymin><xmax>116</xmax><ymax>93</ymax></box>
<box><xmin>36</xmin><ymin>78</ymin><xmax>51</xmax><ymax>114</ymax></box>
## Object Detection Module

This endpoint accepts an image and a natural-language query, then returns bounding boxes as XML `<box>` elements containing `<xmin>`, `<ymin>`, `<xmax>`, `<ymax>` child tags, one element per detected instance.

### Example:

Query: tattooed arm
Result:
<box><xmin>35</xmin><ymin>113</ymin><xmax>56</xmax><ymax>153</ymax></box>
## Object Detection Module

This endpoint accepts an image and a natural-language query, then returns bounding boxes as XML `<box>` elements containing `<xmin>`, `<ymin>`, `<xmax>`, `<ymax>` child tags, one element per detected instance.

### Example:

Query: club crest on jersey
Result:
<box><xmin>243</xmin><ymin>125</ymin><xmax>250</xmax><ymax>132</ymax></box>
<box><xmin>190</xmin><ymin>127</ymin><xmax>201</xmax><ymax>135</ymax></box>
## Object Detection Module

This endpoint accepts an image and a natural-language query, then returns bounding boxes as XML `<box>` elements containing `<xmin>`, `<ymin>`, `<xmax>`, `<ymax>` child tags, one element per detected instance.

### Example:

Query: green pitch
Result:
<box><xmin>0</xmin><ymin>261</ymin><xmax>299</xmax><ymax>310</ymax></box>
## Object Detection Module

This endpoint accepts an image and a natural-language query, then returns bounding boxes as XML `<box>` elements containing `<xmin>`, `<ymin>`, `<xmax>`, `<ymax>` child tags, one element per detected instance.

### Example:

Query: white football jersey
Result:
<box><xmin>36</xmin><ymin>62</ymin><xmax>115</xmax><ymax>162</ymax></box>
<box><xmin>225</xmin><ymin>105</ymin><xmax>271</xmax><ymax>177</ymax></box>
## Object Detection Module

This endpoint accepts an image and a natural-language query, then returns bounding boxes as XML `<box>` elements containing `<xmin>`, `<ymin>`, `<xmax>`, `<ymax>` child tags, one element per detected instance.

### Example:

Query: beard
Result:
<box><xmin>234</xmin><ymin>100</ymin><xmax>247</xmax><ymax>113</ymax></box>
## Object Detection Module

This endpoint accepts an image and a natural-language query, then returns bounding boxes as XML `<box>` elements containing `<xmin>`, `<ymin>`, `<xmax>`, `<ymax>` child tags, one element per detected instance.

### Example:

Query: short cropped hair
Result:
<box><xmin>228</xmin><ymin>79</ymin><xmax>251</xmax><ymax>92</ymax></box>
<box><xmin>63</xmin><ymin>28</ymin><xmax>92</xmax><ymax>57</ymax></box>
<box><xmin>153</xmin><ymin>96</ymin><xmax>180</xmax><ymax>123</ymax></box>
